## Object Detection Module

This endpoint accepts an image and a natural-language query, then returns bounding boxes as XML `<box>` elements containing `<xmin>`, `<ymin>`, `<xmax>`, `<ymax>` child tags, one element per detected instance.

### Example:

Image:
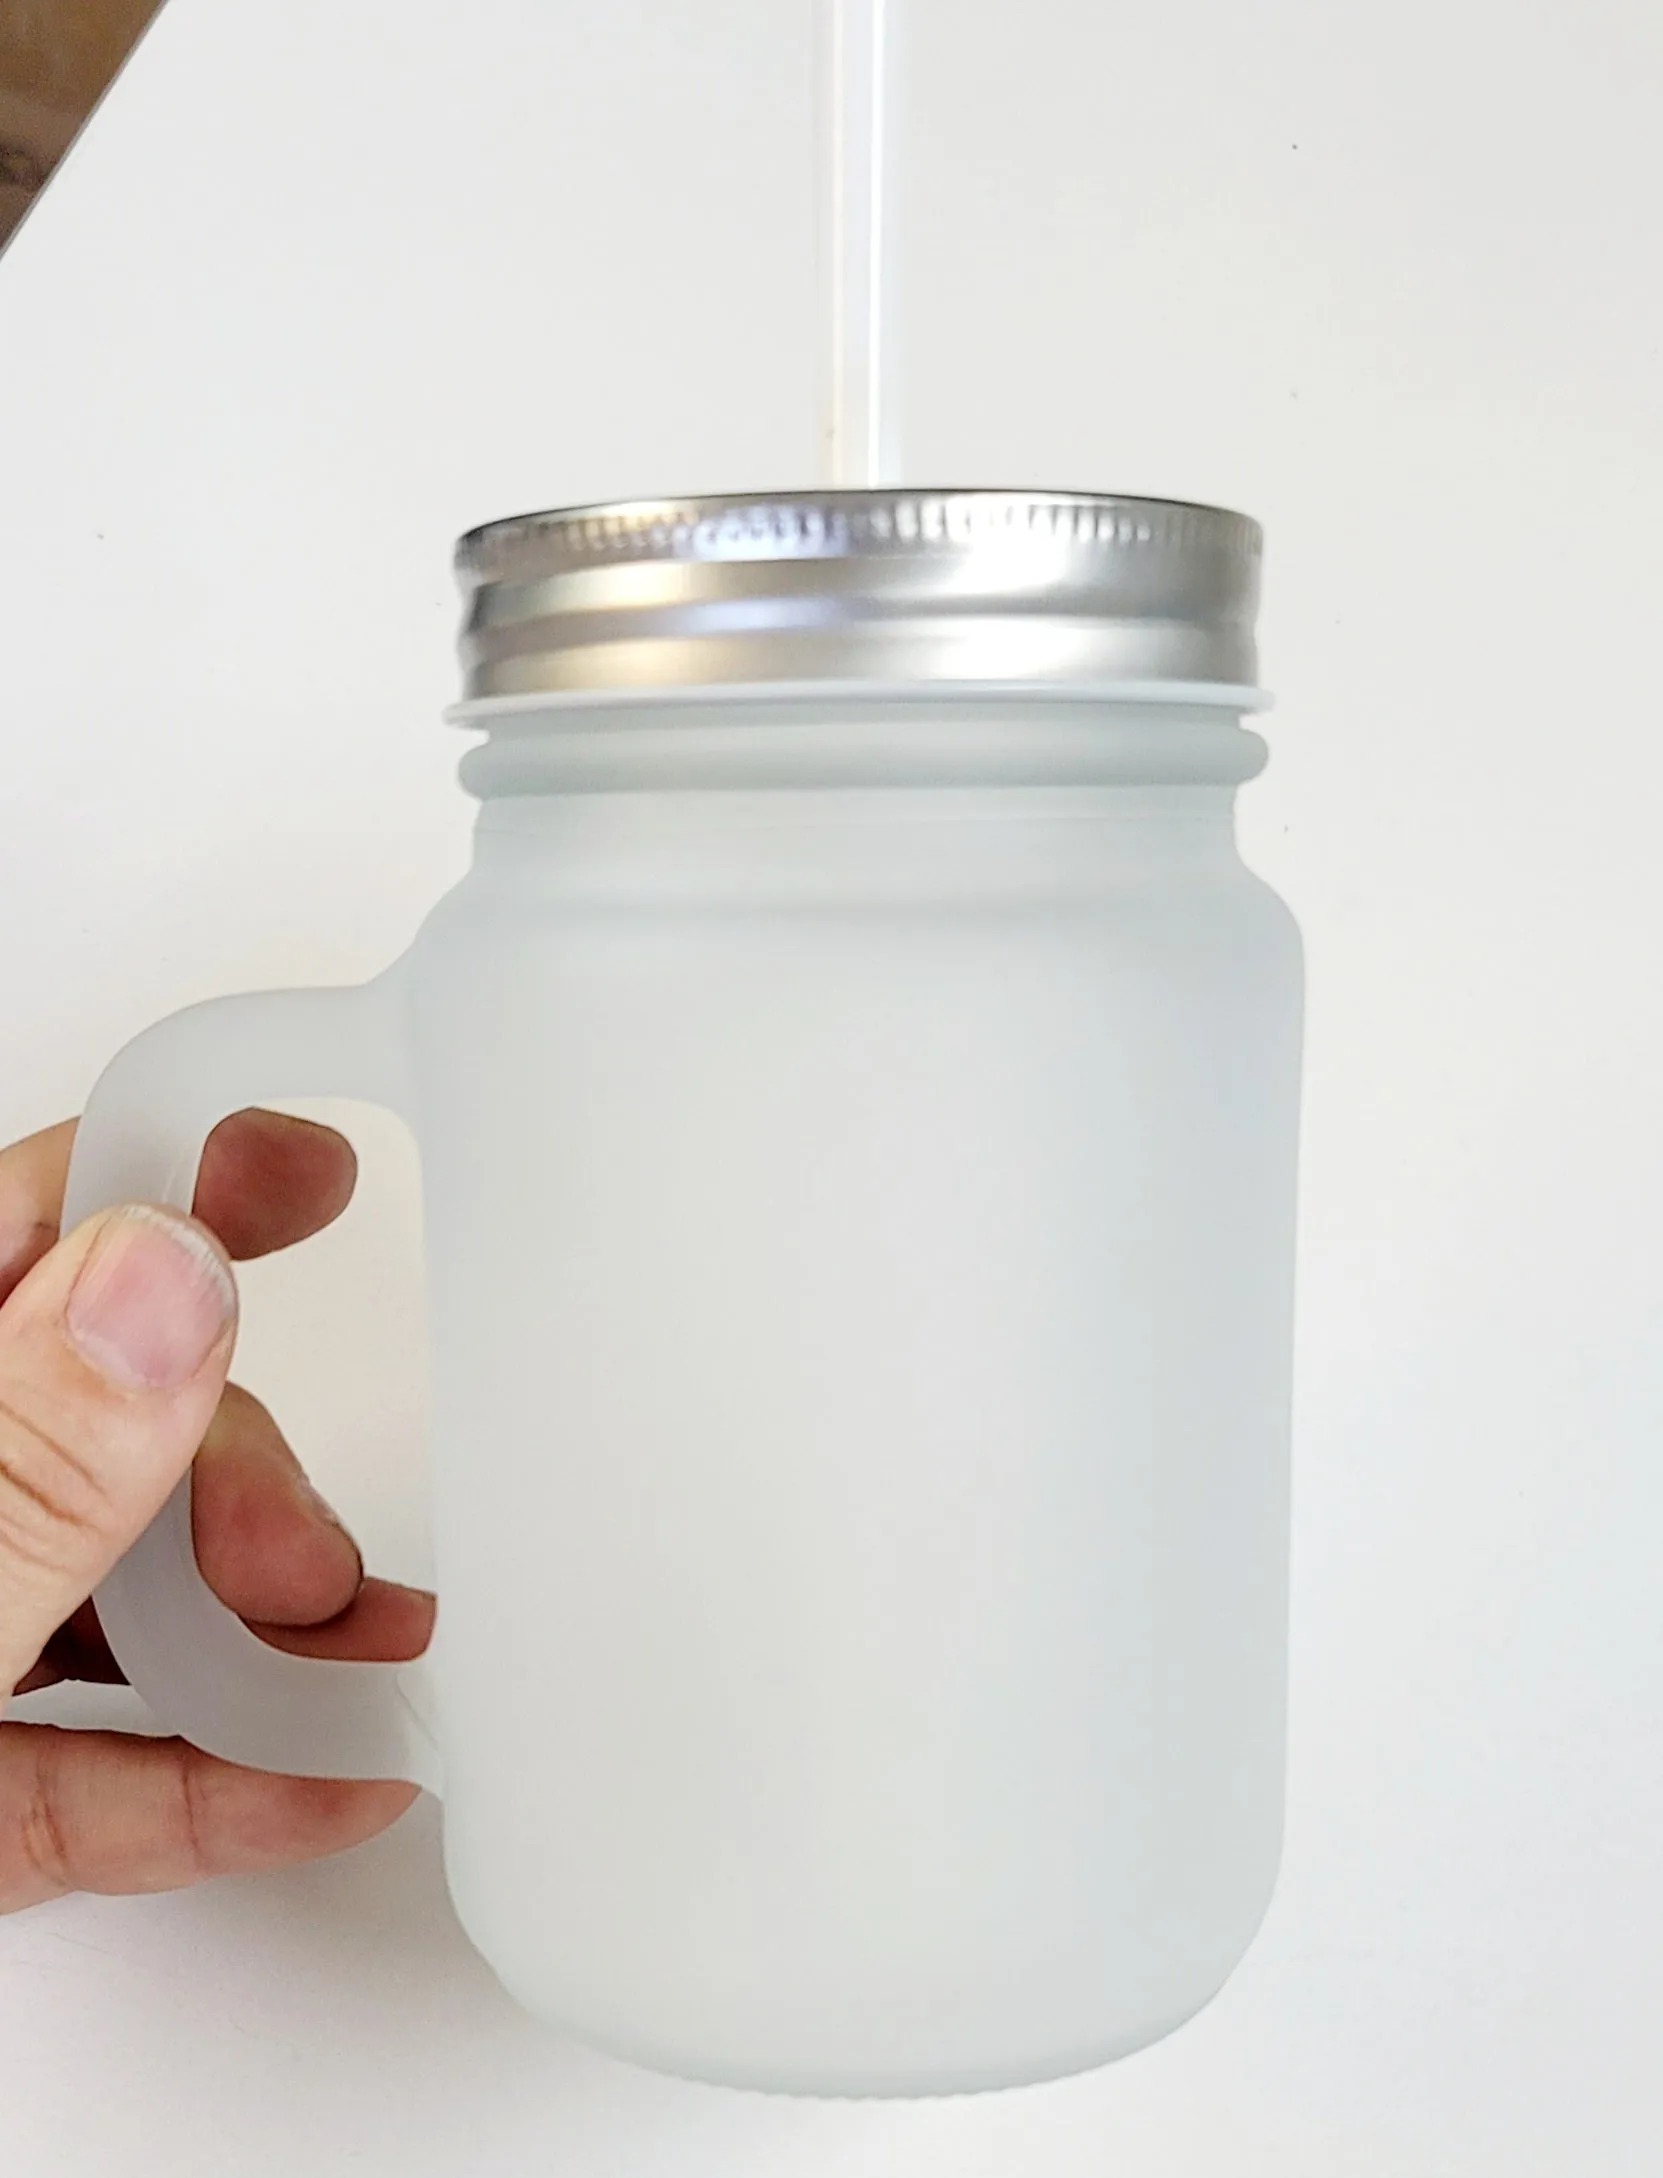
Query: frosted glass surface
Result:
<box><xmin>407</xmin><ymin>764</ymin><xmax>1302</xmax><ymax>2091</ymax></box>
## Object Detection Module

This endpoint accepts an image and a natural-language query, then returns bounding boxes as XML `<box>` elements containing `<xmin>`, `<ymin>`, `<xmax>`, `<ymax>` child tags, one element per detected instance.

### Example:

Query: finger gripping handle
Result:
<box><xmin>63</xmin><ymin>979</ymin><xmax>441</xmax><ymax>1793</ymax></box>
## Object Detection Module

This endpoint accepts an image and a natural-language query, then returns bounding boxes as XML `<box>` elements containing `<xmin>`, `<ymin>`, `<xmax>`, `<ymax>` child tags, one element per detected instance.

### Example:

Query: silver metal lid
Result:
<box><xmin>453</xmin><ymin>489</ymin><xmax>1263</xmax><ymax>711</ymax></box>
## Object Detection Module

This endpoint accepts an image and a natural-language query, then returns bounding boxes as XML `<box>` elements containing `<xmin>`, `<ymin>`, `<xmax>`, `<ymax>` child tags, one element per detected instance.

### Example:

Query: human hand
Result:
<box><xmin>0</xmin><ymin>1109</ymin><xmax>434</xmax><ymax>1913</ymax></box>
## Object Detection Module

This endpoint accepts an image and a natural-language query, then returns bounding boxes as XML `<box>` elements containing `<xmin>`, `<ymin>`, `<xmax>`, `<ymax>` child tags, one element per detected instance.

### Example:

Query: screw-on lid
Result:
<box><xmin>452</xmin><ymin>489</ymin><xmax>1264</xmax><ymax>712</ymax></box>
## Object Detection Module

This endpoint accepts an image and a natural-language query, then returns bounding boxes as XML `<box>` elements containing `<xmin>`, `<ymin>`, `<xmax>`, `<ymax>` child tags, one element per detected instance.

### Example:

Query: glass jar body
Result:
<box><xmin>401</xmin><ymin>702</ymin><xmax>1302</xmax><ymax>2093</ymax></box>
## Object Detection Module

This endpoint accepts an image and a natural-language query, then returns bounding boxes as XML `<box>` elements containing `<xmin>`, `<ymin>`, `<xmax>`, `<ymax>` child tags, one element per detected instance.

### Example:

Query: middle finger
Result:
<box><xmin>17</xmin><ymin>1382</ymin><xmax>364</xmax><ymax>1691</ymax></box>
<box><xmin>192</xmin><ymin>1383</ymin><xmax>363</xmax><ymax>1626</ymax></box>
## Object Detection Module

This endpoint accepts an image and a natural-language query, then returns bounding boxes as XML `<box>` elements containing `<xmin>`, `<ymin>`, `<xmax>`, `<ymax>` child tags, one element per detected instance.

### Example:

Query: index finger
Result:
<box><xmin>0</xmin><ymin>1109</ymin><xmax>358</xmax><ymax>1304</ymax></box>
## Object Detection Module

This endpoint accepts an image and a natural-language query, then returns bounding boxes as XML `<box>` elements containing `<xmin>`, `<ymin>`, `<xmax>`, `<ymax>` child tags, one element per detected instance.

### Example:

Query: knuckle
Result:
<box><xmin>174</xmin><ymin>1749</ymin><xmax>214</xmax><ymax>1882</ymax></box>
<box><xmin>0</xmin><ymin>1732</ymin><xmax>218</xmax><ymax>1912</ymax></box>
<box><xmin>12</xmin><ymin>1729</ymin><xmax>71</xmax><ymax>1903</ymax></box>
<box><xmin>0</xmin><ymin>1393</ymin><xmax>116</xmax><ymax>1574</ymax></box>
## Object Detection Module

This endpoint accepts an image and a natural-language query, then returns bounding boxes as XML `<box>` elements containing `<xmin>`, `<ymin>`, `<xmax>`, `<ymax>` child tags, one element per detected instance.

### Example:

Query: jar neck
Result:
<box><xmin>468</xmin><ymin>783</ymin><xmax>1250</xmax><ymax>907</ymax></box>
<box><xmin>455</xmin><ymin>695</ymin><xmax>1267</xmax><ymax>802</ymax></box>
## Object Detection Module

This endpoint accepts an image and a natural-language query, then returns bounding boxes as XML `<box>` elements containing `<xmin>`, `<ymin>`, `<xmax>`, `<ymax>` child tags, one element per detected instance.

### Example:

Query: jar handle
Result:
<box><xmin>61</xmin><ymin>974</ymin><xmax>442</xmax><ymax>1795</ymax></box>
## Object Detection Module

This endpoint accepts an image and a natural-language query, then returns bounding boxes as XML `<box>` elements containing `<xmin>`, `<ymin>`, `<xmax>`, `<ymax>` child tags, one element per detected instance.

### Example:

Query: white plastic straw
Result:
<box><xmin>822</xmin><ymin>0</ymin><xmax>894</xmax><ymax>489</ymax></box>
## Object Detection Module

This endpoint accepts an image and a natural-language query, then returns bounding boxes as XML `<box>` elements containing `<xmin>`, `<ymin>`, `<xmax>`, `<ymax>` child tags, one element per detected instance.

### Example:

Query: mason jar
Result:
<box><xmin>68</xmin><ymin>490</ymin><xmax>1303</xmax><ymax>2095</ymax></box>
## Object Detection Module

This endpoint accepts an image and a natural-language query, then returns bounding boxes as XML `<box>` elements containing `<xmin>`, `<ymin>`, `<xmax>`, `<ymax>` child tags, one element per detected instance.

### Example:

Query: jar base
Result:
<box><xmin>486</xmin><ymin>1966</ymin><xmax>1244</xmax><ymax>2100</ymax></box>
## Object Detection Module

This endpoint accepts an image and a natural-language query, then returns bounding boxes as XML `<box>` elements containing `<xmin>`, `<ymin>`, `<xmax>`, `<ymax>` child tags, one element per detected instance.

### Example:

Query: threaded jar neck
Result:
<box><xmin>457</xmin><ymin>696</ymin><xmax>1268</xmax><ymax>801</ymax></box>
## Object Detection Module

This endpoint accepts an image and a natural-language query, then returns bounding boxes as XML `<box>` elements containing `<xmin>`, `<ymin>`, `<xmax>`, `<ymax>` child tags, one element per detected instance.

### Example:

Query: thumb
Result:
<box><xmin>0</xmin><ymin>1206</ymin><xmax>237</xmax><ymax>1701</ymax></box>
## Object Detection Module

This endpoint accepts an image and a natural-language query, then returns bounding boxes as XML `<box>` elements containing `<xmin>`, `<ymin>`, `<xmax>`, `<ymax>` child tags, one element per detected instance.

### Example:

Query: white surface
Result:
<box><xmin>0</xmin><ymin>0</ymin><xmax>1660</xmax><ymax>2169</ymax></box>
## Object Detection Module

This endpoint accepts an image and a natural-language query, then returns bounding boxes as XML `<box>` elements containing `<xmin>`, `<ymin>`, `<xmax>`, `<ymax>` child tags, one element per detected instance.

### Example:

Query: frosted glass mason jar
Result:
<box><xmin>65</xmin><ymin>491</ymin><xmax>1302</xmax><ymax>2096</ymax></box>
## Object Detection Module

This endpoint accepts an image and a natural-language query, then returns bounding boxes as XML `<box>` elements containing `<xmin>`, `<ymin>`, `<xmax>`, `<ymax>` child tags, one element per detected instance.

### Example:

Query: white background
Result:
<box><xmin>2</xmin><ymin>0</ymin><xmax>1662</xmax><ymax>2170</ymax></box>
